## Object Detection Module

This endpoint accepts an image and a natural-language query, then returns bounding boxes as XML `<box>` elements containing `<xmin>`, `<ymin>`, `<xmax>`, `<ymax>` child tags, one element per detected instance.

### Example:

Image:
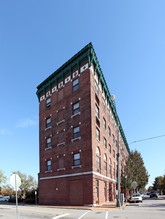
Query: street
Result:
<box><xmin>0</xmin><ymin>196</ymin><xmax>165</xmax><ymax>219</ymax></box>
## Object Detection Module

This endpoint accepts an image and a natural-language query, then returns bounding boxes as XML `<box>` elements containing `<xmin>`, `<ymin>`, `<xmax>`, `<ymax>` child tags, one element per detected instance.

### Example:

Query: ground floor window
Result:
<box><xmin>96</xmin><ymin>180</ymin><xmax>99</xmax><ymax>198</ymax></box>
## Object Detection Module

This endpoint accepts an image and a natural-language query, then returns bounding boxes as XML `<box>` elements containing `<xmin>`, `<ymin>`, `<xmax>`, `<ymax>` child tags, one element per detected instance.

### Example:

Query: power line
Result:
<box><xmin>129</xmin><ymin>134</ymin><xmax>165</xmax><ymax>145</ymax></box>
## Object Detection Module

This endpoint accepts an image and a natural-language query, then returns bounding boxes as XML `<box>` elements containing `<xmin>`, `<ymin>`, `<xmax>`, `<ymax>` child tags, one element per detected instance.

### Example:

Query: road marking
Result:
<box><xmin>78</xmin><ymin>210</ymin><xmax>90</xmax><ymax>219</ymax></box>
<box><xmin>53</xmin><ymin>214</ymin><xmax>70</xmax><ymax>219</ymax></box>
<box><xmin>105</xmin><ymin>211</ymin><xmax>108</xmax><ymax>219</ymax></box>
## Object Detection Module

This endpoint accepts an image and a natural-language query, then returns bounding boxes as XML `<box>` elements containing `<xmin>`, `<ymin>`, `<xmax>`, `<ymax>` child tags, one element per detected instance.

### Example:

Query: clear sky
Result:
<box><xmin>0</xmin><ymin>0</ymin><xmax>165</xmax><ymax>188</ymax></box>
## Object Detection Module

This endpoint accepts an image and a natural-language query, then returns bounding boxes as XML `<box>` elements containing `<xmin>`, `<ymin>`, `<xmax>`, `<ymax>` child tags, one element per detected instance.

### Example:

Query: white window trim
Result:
<box><xmin>57</xmin><ymin>120</ymin><xmax>65</xmax><ymax>126</ymax></box>
<box><xmin>71</xmin><ymin>112</ymin><xmax>81</xmax><ymax>118</ymax></box>
<box><xmin>71</xmin><ymin>136</ymin><xmax>81</xmax><ymax>142</ymax></box>
<box><xmin>45</xmin><ymin>126</ymin><xmax>52</xmax><ymax>131</ymax></box>
<box><xmin>72</xmin><ymin>165</ymin><xmax>82</xmax><ymax>169</ymax></box>
<box><xmin>57</xmin><ymin>168</ymin><xmax>66</xmax><ymax>171</ymax></box>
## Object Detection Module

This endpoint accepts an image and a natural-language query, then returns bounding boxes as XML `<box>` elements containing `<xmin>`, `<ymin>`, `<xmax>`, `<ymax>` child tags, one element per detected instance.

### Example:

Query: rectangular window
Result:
<box><xmin>96</xmin><ymin>128</ymin><xmax>100</xmax><ymax>141</ymax></box>
<box><xmin>96</xmin><ymin>180</ymin><xmax>99</xmax><ymax>198</ymax></box>
<box><xmin>46</xmin><ymin>118</ymin><xmax>51</xmax><ymax>128</ymax></box>
<box><xmin>73</xmin><ymin>153</ymin><xmax>80</xmax><ymax>166</ymax></box>
<box><xmin>73</xmin><ymin>102</ymin><xmax>79</xmax><ymax>115</ymax></box>
<box><xmin>112</xmin><ymin>134</ymin><xmax>115</xmax><ymax>144</ymax></box>
<box><xmin>46</xmin><ymin>97</ymin><xmax>51</xmax><ymax>108</ymax></box>
<box><xmin>109</xmin><ymin>144</ymin><xmax>111</xmax><ymax>153</ymax></box>
<box><xmin>73</xmin><ymin>126</ymin><xmax>80</xmax><ymax>139</ymax></box>
<box><xmin>103</xmin><ymin>117</ymin><xmax>106</xmax><ymax>129</ymax></box>
<box><xmin>102</xmin><ymin>98</ymin><xmax>106</xmax><ymax>111</ymax></box>
<box><xmin>46</xmin><ymin>138</ymin><xmax>51</xmax><ymax>148</ymax></box>
<box><xmin>95</xmin><ymin>81</ymin><xmax>99</xmax><ymax>96</ymax></box>
<box><xmin>104</xmin><ymin>182</ymin><xmax>107</xmax><ymax>197</ymax></box>
<box><xmin>108</xmin><ymin>126</ymin><xmax>111</xmax><ymax>137</ymax></box>
<box><xmin>109</xmin><ymin>165</ymin><xmax>112</xmax><ymax>176</ymax></box>
<box><xmin>104</xmin><ymin>137</ymin><xmax>107</xmax><ymax>149</ymax></box>
<box><xmin>108</xmin><ymin>109</ymin><xmax>110</xmax><ymax>120</ymax></box>
<box><xmin>72</xmin><ymin>78</ymin><xmax>79</xmax><ymax>92</ymax></box>
<box><xmin>113</xmin><ymin>162</ymin><xmax>115</xmax><ymax>178</ymax></box>
<box><xmin>95</xmin><ymin>104</ymin><xmax>100</xmax><ymax>118</ymax></box>
<box><xmin>46</xmin><ymin>160</ymin><xmax>51</xmax><ymax>171</ymax></box>
<box><xmin>113</xmin><ymin>150</ymin><xmax>115</xmax><ymax>158</ymax></box>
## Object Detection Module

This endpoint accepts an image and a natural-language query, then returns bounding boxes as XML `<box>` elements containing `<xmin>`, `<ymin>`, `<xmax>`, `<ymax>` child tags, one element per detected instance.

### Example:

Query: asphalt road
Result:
<box><xmin>0</xmin><ymin>196</ymin><xmax>165</xmax><ymax>219</ymax></box>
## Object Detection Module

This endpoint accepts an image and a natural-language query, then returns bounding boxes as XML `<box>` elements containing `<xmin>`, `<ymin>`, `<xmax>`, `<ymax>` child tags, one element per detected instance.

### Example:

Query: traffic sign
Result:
<box><xmin>131</xmin><ymin>181</ymin><xmax>137</xmax><ymax>189</ymax></box>
<box><xmin>10</xmin><ymin>174</ymin><xmax>21</xmax><ymax>191</ymax></box>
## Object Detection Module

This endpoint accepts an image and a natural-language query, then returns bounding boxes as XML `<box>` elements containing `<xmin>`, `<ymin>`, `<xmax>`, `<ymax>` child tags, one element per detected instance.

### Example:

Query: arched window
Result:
<box><xmin>104</xmin><ymin>154</ymin><xmax>107</xmax><ymax>172</ymax></box>
<box><xmin>96</xmin><ymin>147</ymin><xmax>101</xmax><ymax>173</ymax></box>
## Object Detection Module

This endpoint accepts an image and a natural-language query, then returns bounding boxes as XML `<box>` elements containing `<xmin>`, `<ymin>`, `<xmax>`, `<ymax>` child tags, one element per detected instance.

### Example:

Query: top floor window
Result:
<box><xmin>73</xmin><ymin>78</ymin><xmax>79</xmax><ymax>92</ymax></box>
<box><xmin>95</xmin><ymin>81</ymin><xmax>99</xmax><ymax>96</ymax></box>
<box><xmin>73</xmin><ymin>102</ymin><xmax>79</xmax><ymax>115</ymax></box>
<box><xmin>46</xmin><ymin>97</ymin><xmax>51</xmax><ymax>108</ymax></box>
<box><xmin>46</xmin><ymin>118</ymin><xmax>51</xmax><ymax>128</ymax></box>
<box><xmin>108</xmin><ymin>109</ymin><xmax>110</xmax><ymax>120</ymax></box>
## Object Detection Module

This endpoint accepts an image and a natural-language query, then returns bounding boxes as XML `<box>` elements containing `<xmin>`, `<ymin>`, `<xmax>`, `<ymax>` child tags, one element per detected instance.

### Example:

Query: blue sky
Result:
<box><xmin>0</xmin><ymin>0</ymin><xmax>165</xmax><ymax>188</ymax></box>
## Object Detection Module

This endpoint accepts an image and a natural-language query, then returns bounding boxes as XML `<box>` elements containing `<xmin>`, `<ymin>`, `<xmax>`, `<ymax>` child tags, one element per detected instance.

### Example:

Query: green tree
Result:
<box><xmin>153</xmin><ymin>176</ymin><xmax>164</xmax><ymax>191</ymax></box>
<box><xmin>1</xmin><ymin>184</ymin><xmax>13</xmax><ymax>196</ymax></box>
<box><xmin>0</xmin><ymin>170</ymin><xmax>6</xmax><ymax>185</ymax></box>
<box><xmin>12</xmin><ymin>171</ymin><xmax>37</xmax><ymax>198</ymax></box>
<box><xmin>121</xmin><ymin>150</ymin><xmax>149</xmax><ymax>190</ymax></box>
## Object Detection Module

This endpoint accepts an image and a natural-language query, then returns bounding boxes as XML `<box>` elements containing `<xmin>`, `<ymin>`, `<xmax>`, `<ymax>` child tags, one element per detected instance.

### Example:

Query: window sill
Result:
<box><xmin>45</xmin><ymin>126</ymin><xmax>52</xmax><ymax>131</ymax></box>
<box><xmin>45</xmin><ymin>170</ymin><xmax>52</xmax><ymax>173</ymax></box>
<box><xmin>45</xmin><ymin>147</ymin><xmax>52</xmax><ymax>151</ymax></box>
<box><xmin>71</xmin><ymin>137</ymin><xmax>81</xmax><ymax>142</ymax></box>
<box><xmin>57</xmin><ymin>120</ymin><xmax>65</xmax><ymax>126</ymax></box>
<box><xmin>71</xmin><ymin>112</ymin><xmax>81</xmax><ymax>118</ymax></box>
<box><xmin>57</xmin><ymin>168</ymin><xmax>65</xmax><ymax>171</ymax></box>
<box><xmin>72</xmin><ymin>165</ymin><xmax>81</xmax><ymax>169</ymax></box>
<box><xmin>57</xmin><ymin>142</ymin><xmax>65</xmax><ymax>147</ymax></box>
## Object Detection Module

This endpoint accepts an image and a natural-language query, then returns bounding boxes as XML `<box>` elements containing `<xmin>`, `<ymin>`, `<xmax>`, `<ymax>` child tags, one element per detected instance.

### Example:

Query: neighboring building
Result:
<box><xmin>36</xmin><ymin>43</ymin><xmax>130</xmax><ymax>206</ymax></box>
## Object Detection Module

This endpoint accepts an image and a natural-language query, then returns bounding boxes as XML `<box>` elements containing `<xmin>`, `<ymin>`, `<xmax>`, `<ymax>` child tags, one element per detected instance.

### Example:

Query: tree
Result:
<box><xmin>153</xmin><ymin>176</ymin><xmax>164</xmax><ymax>191</ymax></box>
<box><xmin>121</xmin><ymin>150</ymin><xmax>149</xmax><ymax>190</ymax></box>
<box><xmin>0</xmin><ymin>170</ymin><xmax>6</xmax><ymax>185</ymax></box>
<box><xmin>12</xmin><ymin>171</ymin><xmax>37</xmax><ymax>198</ymax></box>
<box><xmin>1</xmin><ymin>184</ymin><xmax>13</xmax><ymax>196</ymax></box>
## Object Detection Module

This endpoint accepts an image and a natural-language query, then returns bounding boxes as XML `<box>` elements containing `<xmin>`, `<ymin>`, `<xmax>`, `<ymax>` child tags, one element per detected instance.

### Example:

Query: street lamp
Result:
<box><xmin>111</xmin><ymin>94</ymin><xmax>121</xmax><ymax>207</ymax></box>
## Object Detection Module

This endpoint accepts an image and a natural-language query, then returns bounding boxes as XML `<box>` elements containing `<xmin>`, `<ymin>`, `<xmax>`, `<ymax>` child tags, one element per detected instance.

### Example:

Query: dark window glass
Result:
<box><xmin>46</xmin><ymin>98</ymin><xmax>51</xmax><ymax>108</ymax></box>
<box><xmin>46</xmin><ymin>138</ymin><xmax>51</xmax><ymax>148</ymax></box>
<box><xmin>46</xmin><ymin>118</ymin><xmax>51</xmax><ymax>128</ymax></box>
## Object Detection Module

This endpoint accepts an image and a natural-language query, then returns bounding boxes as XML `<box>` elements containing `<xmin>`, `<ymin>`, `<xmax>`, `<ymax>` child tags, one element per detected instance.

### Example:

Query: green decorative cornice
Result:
<box><xmin>36</xmin><ymin>42</ymin><xmax>130</xmax><ymax>154</ymax></box>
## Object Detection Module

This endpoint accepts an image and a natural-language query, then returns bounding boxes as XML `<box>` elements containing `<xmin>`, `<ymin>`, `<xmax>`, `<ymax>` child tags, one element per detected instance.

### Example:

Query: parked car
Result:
<box><xmin>0</xmin><ymin>196</ymin><xmax>9</xmax><ymax>202</ymax></box>
<box><xmin>150</xmin><ymin>192</ymin><xmax>158</xmax><ymax>198</ymax></box>
<box><xmin>129</xmin><ymin>194</ymin><xmax>143</xmax><ymax>203</ymax></box>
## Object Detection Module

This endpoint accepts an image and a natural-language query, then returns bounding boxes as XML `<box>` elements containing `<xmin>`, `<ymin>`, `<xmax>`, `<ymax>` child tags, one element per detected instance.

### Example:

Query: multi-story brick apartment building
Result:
<box><xmin>36</xmin><ymin>43</ymin><xmax>130</xmax><ymax>206</ymax></box>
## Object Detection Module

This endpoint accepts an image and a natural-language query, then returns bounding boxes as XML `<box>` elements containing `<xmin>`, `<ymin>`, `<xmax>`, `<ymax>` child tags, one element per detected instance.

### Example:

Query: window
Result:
<box><xmin>113</xmin><ymin>150</ymin><xmax>115</xmax><ymax>158</ymax></box>
<box><xmin>46</xmin><ymin>137</ymin><xmax>51</xmax><ymax>148</ymax></box>
<box><xmin>73</xmin><ymin>126</ymin><xmax>80</xmax><ymax>139</ymax></box>
<box><xmin>46</xmin><ymin>97</ymin><xmax>51</xmax><ymax>108</ymax></box>
<box><xmin>96</xmin><ymin>180</ymin><xmax>99</xmax><ymax>198</ymax></box>
<box><xmin>113</xmin><ymin>162</ymin><xmax>115</xmax><ymax>179</ymax></box>
<box><xmin>109</xmin><ymin>159</ymin><xmax>112</xmax><ymax>176</ymax></box>
<box><xmin>104</xmin><ymin>154</ymin><xmax>107</xmax><ymax>172</ymax></box>
<box><xmin>96</xmin><ymin>128</ymin><xmax>100</xmax><ymax>141</ymax></box>
<box><xmin>95</xmin><ymin>81</ymin><xmax>99</xmax><ymax>96</ymax></box>
<box><xmin>108</xmin><ymin>109</ymin><xmax>110</xmax><ymax>120</ymax></box>
<box><xmin>72</xmin><ymin>78</ymin><xmax>79</xmax><ymax>92</ymax></box>
<box><xmin>46</xmin><ymin>160</ymin><xmax>51</xmax><ymax>171</ymax></box>
<box><xmin>104</xmin><ymin>182</ymin><xmax>107</xmax><ymax>197</ymax></box>
<box><xmin>104</xmin><ymin>137</ymin><xmax>107</xmax><ymax>149</ymax></box>
<box><xmin>108</xmin><ymin>126</ymin><xmax>111</xmax><ymax>137</ymax></box>
<box><xmin>102</xmin><ymin>97</ymin><xmax>105</xmax><ymax>111</ymax></box>
<box><xmin>73</xmin><ymin>153</ymin><xmax>80</xmax><ymax>166</ymax></box>
<box><xmin>73</xmin><ymin>102</ymin><xmax>79</xmax><ymax>115</ymax></box>
<box><xmin>112</xmin><ymin>134</ymin><xmax>115</xmax><ymax>144</ymax></box>
<box><xmin>103</xmin><ymin>117</ymin><xmax>106</xmax><ymax>129</ymax></box>
<box><xmin>96</xmin><ymin>147</ymin><xmax>101</xmax><ymax>172</ymax></box>
<box><xmin>46</xmin><ymin>118</ymin><xmax>51</xmax><ymax>128</ymax></box>
<box><xmin>95</xmin><ymin>104</ymin><xmax>100</xmax><ymax>118</ymax></box>
<box><xmin>109</xmin><ymin>144</ymin><xmax>111</xmax><ymax>153</ymax></box>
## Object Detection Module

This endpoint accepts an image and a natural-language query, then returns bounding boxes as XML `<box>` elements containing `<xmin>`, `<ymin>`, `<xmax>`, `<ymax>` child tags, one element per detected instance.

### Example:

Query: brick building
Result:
<box><xmin>36</xmin><ymin>43</ymin><xmax>130</xmax><ymax>206</ymax></box>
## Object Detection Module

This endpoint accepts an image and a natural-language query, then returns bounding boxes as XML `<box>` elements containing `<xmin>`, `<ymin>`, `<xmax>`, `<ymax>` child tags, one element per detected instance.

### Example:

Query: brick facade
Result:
<box><xmin>37</xmin><ymin>43</ymin><xmax>129</xmax><ymax>206</ymax></box>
